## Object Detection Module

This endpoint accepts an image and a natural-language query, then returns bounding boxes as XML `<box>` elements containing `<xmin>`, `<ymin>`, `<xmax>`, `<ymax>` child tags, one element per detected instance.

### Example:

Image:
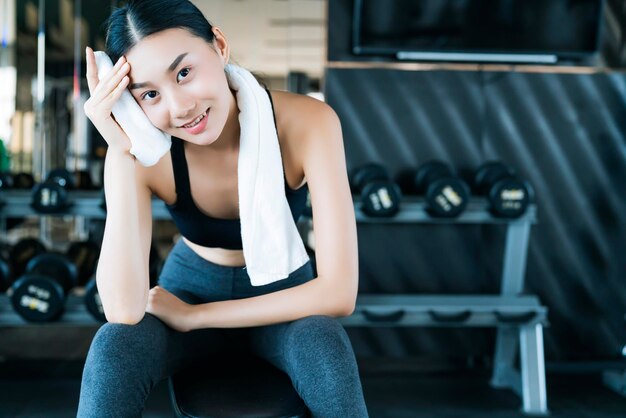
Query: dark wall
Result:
<box><xmin>326</xmin><ymin>66</ymin><xmax>626</xmax><ymax>361</ymax></box>
<box><xmin>330</xmin><ymin>0</ymin><xmax>626</xmax><ymax>67</ymax></box>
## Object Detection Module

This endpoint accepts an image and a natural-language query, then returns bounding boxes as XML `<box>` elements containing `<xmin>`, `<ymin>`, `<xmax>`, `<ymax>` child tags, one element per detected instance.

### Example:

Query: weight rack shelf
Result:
<box><xmin>0</xmin><ymin>192</ymin><xmax>546</xmax><ymax>415</ymax></box>
<box><xmin>0</xmin><ymin>292</ymin><xmax>101</xmax><ymax>327</ymax></box>
<box><xmin>0</xmin><ymin>190</ymin><xmax>172</xmax><ymax>219</ymax></box>
<box><xmin>0</xmin><ymin>191</ymin><xmax>536</xmax><ymax>224</ymax></box>
<box><xmin>341</xmin><ymin>201</ymin><xmax>547</xmax><ymax>416</ymax></box>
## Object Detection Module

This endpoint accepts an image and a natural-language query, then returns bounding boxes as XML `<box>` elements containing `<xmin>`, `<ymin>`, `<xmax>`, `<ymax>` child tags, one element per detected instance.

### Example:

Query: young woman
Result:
<box><xmin>77</xmin><ymin>0</ymin><xmax>368</xmax><ymax>417</ymax></box>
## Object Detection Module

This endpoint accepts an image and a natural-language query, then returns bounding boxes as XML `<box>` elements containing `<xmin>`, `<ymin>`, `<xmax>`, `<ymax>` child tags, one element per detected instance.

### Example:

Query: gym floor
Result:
<box><xmin>1</xmin><ymin>358</ymin><xmax>625</xmax><ymax>417</ymax></box>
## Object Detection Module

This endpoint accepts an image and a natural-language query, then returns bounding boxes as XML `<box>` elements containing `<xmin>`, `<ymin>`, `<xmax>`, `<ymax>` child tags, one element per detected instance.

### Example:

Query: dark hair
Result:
<box><xmin>105</xmin><ymin>0</ymin><xmax>216</xmax><ymax>63</ymax></box>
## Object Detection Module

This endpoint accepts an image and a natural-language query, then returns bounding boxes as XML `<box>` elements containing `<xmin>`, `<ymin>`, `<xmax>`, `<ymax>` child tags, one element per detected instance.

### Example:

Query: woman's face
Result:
<box><xmin>125</xmin><ymin>27</ymin><xmax>232</xmax><ymax>146</ymax></box>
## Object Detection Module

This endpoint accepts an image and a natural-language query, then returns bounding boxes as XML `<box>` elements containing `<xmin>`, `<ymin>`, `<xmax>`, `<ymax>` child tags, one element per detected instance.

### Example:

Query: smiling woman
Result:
<box><xmin>76</xmin><ymin>0</ymin><xmax>367</xmax><ymax>417</ymax></box>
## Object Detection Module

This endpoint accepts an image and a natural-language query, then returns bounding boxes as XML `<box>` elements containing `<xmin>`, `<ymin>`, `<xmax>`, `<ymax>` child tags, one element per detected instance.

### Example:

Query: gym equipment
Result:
<box><xmin>75</xmin><ymin>170</ymin><xmax>95</xmax><ymax>190</ymax></box>
<box><xmin>10</xmin><ymin>252</ymin><xmax>78</xmax><ymax>322</ymax></box>
<box><xmin>473</xmin><ymin>162</ymin><xmax>533</xmax><ymax>218</ymax></box>
<box><xmin>11</xmin><ymin>172</ymin><xmax>35</xmax><ymax>189</ymax></box>
<box><xmin>84</xmin><ymin>277</ymin><xmax>106</xmax><ymax>322</ymax></box>
<box><xmin>0</xmin><ymin>172</ymin><xmax>14</xmax><ymax>189</ymax></box>
<box><xmin>31</xmin><ymin>168</ymin><xmax>75</xmax><ymax>214</ymax></box>
<box><xmin>414</xmin><ymin>161</ymin><xmax>470</xmax><ymax>218</ymax></box>
<box><xmin>8</xmin><ymin>238</ymin><xmax>47</xmax><ymax>279</ymax></box>
<box><xmin>66</xmin><ymin>241</ymin><xmax>100</xmax><ymax>286</ymax></box>
<box><xmin>0</xmin><ymin>255</ymin><xmax>11</xmax><ymax>292</ymax></box>
<box><xmin>349</xmin><ymin>163</ymin><xmax>402</xmax><ymax>217</ymax></box>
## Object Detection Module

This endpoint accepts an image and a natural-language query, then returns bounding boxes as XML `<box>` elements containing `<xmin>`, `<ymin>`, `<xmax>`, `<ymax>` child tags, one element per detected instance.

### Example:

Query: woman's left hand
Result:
<box><xmin>146</xmin><ymin>286</ymin><xmax>195</xmax><ymax>332</ymax></box>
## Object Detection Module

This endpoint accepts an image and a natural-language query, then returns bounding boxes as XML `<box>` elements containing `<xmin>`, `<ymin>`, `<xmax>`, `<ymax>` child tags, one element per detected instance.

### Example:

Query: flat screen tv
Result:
<box><xmin>352</xmin><ymin>0</ymin><xmax>604</xmax><ymax>64</ymax></box>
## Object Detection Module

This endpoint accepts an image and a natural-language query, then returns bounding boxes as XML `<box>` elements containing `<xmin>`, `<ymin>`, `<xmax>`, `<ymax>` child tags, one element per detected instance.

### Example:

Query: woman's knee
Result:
<box><xmin>86</xmin><ymin>313</ymin><xmax>168</xmax><ymax>371</ymax></box>
<box><xmin>284</xmin><ymin>315</ymin><xmax>354</xmax><ymax>361</ymax></box>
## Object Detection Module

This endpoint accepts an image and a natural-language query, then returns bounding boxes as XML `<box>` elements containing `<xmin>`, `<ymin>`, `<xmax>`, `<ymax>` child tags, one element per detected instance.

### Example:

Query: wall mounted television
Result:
<box><xmin>352</xmin><ymin>0</ymin><xmax>605</xmax><ymax>64</ymax></box>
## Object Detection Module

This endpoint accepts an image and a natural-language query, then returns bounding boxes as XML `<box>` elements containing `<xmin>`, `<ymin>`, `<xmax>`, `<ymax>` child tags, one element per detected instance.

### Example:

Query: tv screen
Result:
<box><xmin>352</xmin><ymin>0</ymin><xmax>604</xmax><ymax>63</ymax></box>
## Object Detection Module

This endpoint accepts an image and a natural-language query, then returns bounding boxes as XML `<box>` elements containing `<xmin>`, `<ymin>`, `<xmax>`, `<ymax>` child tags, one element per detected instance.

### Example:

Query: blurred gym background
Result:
<box><xmin>1</xmin><ymin>0</ymin><xmax>626</xmax><ymax>417</ymax></box>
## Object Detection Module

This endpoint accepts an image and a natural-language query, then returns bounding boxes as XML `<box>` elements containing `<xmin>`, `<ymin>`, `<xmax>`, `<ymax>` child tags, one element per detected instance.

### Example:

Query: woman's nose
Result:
<box><xmin>170</xmin><ymin>95</ymin><xmax>195</xmax><ymax>120</ymax></box>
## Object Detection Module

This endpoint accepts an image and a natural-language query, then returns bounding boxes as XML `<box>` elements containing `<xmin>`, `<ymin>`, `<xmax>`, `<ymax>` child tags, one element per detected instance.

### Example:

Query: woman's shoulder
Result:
<box><xmin>269</xmin><ymin>90</ymin><xmax>340</xmax><ymax>144</ymax></box>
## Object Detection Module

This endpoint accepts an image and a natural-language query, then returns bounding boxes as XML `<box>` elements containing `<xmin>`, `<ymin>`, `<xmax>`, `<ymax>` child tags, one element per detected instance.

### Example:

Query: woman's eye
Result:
<box><xmin>141</xmin><ymin>90</ymin><xmax>158</xmax><ymax>100</ymax></box>
<box><xmin>177</xmin><ymin>68</ymin><xmax>190</xmax><ymax>83</ymax></box>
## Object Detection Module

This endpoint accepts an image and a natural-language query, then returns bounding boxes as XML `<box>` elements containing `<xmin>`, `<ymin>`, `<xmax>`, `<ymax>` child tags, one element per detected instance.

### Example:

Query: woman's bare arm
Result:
<box><xmin>84</xmin><ymin>47</ymin><xmax>153</xmax><ymax>324</ymax></box>
<box><xmin>96</xmin><ymin>150</ymin><xmax>153</xmax><ymax>324</ymax></box>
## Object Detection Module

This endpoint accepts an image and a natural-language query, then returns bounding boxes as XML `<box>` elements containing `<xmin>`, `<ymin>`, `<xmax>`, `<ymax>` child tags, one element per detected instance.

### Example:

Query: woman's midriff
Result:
<box><xmin>182</xmin><ymin>237</ymin><xmax>246</xmax><ymax>267</ymax></box>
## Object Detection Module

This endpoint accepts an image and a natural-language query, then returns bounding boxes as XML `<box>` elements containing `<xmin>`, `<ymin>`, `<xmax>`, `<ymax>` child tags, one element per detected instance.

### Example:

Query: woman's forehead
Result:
<box><xmin>126</xmin><ymin>30</ymin><xmax>210</xmax><ymax>74</ymax></box>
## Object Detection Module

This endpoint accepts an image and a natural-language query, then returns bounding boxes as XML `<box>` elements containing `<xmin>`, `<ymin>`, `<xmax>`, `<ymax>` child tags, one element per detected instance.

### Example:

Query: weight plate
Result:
<box><xmin>473</xmin><ymin>162</ymin><xmax>511</xmax><ymax>195</ymax></box>
<box><xmin>26</xmin><ymin>253</ymin><xmax>79</xmax><ymax>291</ymax></box>
<box><xmin>415</xmin><ymin>161</ymin><xmax>452</xmax><ymax>193</ymax></box>
<box><xmin>9</xmin><ymin>238</ymin><xmax>47</xmax><ymax>278</ymax></box>
<box><xmin>425</xmin><ymin>177</ymin><xmax>470</xmax><ymax>218</ymax></box>
<box><xmin>361</xmin><ymin>181</ymin><xmax>402</xmax><ymax>217</ymax></box>
<box><xmin>31</xmin><ymin>182</ymin><xmax>70</xmax><ymax>214</ymax></box>
<box><xmin>350</xmin><ymin>164</ymin><xmax>389</xmax><ymax>193</ymax></box>
<box><xmin>85</xmin><ymin>278</ymin><xmax>107</xmax><ymax>322</ymax></box>
<box><xmin>488</xmin><ymin>177</ymin><xmax>530</xmax><ymax>218</ymax></box>
<box><xmin>11</xmin><ymin>275</ymin><xmax>66</xmax><ymax>322</ymax></box>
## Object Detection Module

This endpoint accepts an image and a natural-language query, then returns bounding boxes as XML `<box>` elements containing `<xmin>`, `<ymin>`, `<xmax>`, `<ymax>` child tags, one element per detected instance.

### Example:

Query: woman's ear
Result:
<box><xmin>211</xmin><ymin>27</ymin><xmax>230</xmax><ymax>66</ymax></box>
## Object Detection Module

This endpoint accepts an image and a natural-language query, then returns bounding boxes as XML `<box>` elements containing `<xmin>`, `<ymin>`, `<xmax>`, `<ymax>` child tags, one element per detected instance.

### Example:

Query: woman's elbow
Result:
<box><xmin>104</xmin><ymin>308</ymin><xmax>146</xmax><ymax>325</ymax></box>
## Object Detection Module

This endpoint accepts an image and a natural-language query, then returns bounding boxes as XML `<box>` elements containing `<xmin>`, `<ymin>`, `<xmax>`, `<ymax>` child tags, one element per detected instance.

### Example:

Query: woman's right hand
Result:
<box><xmin>84</xmin><ymin>46</ymin><xmax>132</xmax><ymax>152</ymax></box>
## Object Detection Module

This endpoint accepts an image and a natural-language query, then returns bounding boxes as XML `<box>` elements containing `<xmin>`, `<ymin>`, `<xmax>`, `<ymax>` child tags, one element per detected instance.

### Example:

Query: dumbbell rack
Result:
<box><xmin>335</xmin><ymin>198</ymin><xmax>548</xmax><ymax>416</ymax></box>
<box><xmin>0</xmin><ymin>190</ymin><xmax>174</xmax><ymax>328</ymax></box>
<box><xmin>0</xmin><ymin>193</ymin><xmax>548</xmax><ymax>415</ymax></box>
<box><xmin>0</xmin><ymin>190</ymin><xmax>172</xmax><ymax>219</ymax></box>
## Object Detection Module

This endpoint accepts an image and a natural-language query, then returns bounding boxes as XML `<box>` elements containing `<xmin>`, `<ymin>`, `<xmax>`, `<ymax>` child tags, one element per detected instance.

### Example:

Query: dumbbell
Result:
<box><xmin>350</xmin><ymin>163</ymin><xmax>402</xmax><ymax>217</ymax></box>
<box><xmin>0</xmin><ymin>171</ymin><xmax>13</xmax><ymax>189</ymax></box>
<box><xmin>66</xmin><ymin>241</ymin><xmax>100</xmax><ymax>286</ymax></box>
<box><xmin>8</xmin><ymin>237</ymin><xmax>47</xmax><ymax>279</ymax></box>
<box><xmin>414</xmin><ymin>161</ymin><xmax>470</xmax><ymax>218</ymax></box>
<box><xmin>0</xmin><ymin>255</ymin><xmax>11</xmax><ymax>292</ymax></box>
<box><xmin>84</xmin><ymin>243</ymin><xmax>163</xmax><ymax>322</ymax></box>
<box><xmin>84</xmin><ymin>276</ymin><xmax>106</xmax><ymax>322</ymax></box>
<box><xmin>0</xmin><ymin>172</ymin><xmax>35</xmax><ymax>190</ymax></box>
<box><xmin>31</xmin><ymin>168</ymin><xmax>75</xmax><ymax>214</ymax></box>
<box><xmin>473</xmin><ymin>162</ymin><xmax>533</xmax><ymax>218</ymax></box>
<box><xmin>10</xmin><ymin>252</ymin><xmax>78</xmax><ymax>322</ymax></box>
<box><xmin>75</xmin><ymin>170</ymin><xmax>96</xmax><ymax>190</ymax></box>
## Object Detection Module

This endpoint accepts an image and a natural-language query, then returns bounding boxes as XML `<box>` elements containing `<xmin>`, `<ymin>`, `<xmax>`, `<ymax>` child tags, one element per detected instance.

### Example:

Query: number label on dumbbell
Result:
<box><xmin>20</xmin><ymin>294</ymin><xmax>50</xmax><ymax>314</ymax></box>
<box><xmin>27</xmin><ymin>284</ymin><xmax>51</xmax><ymax>300</ymax></box>
<box><xmin>501</xmin><ymin>189</ymin><xmax>525</xmax><ymax>201</ymax></box>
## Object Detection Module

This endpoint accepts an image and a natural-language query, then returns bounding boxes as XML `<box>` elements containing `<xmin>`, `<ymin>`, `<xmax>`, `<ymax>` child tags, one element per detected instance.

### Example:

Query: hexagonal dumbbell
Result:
<box><xmin>473</xmin><ymin>162</ymin><xmax>534</xmax><ymax>218</ymax></box>
<box><xmin>350</xmin><ymin>163</ymin><xmax>402</xmax><ymax>217</ymax></box>
<box><xmin>8</xmin><ymin>237</ymin><xmax>47</xmax><ymax>280</ymax></box>
<box><xmin>10</xmin><ymin>252</ymin><xmax>78</xmax><ymax>322</ymax></box>
<box><xmin>31</xmin><ymin>168</ymin><xmax>75</xmax><ymax>214</ymax></box>
<box><xmin>414</xmin><ymin>161</ymin><xmax>470</xmax><ymax>218</ymax></box>
<box><xmin>66</xmin><ymin>241</ymin><xmax>100</xmax><ymax>287</ymax></box>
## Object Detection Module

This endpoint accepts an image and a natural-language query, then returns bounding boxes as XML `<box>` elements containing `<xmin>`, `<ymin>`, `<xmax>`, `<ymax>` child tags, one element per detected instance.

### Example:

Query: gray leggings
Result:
<box><xmin>77</xmin><ymin>239</ymin><xmax>369</xmax><ymax>418</ymax></box>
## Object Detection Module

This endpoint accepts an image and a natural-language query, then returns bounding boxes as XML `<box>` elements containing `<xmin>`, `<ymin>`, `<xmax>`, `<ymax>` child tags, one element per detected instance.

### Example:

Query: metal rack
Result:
<box><xmin>335</xmin><ymin>199</ymin><xmax>549</xmax><ymax>416</ymax></box>
<box><xmin>0</xmin><ymin>190</ymin><xmax>171</xmax><ymax>220</ymax></box>
<box><xmin>0</xmin><ymin>194</ymin><xmax>548</xmax><ymax>415</ymax></box>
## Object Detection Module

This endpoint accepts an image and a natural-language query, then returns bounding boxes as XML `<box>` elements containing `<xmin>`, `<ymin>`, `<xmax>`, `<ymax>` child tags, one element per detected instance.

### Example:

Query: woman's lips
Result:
<box><xmin>181</xmin><ymin>108</ymin><xmax>210</xmax><ymax>135</ymax></box>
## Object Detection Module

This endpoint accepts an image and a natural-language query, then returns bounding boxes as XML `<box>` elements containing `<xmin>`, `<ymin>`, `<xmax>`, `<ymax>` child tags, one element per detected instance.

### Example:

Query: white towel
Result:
<box><xmin>225</xmin><ymin>64</ymin><xmax>310</xmax><ymax>286</ymax></box>
<box><xmin>94</xmin><ymin>51</ymin><xmax>309</xmax><ymax>286</ymax></box>
<box><xmin>94</xmin><ymin>51</ymin><xmax>171</xmax><ymax>167</ymax></box>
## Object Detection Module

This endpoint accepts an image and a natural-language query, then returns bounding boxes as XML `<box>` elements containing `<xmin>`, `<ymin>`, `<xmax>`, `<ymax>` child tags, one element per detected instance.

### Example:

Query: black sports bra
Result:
<box><xmin>165</xmin><ymin>90</ymin><xmax>308</xmax><ymax>250</ymax></box>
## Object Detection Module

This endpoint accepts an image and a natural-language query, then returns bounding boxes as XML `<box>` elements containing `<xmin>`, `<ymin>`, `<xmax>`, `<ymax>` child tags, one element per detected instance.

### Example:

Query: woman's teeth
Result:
<box><xmin>183</xmin><ymin>111</ymin><xmax>207</xmax><ymax>128</ymax></box>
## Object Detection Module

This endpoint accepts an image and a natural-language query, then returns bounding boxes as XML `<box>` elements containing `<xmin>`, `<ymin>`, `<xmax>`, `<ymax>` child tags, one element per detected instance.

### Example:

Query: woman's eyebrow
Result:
<box><xmin>167</xmin><ymin>52</ymin><xmax>188</xmax><ymax>73</ymax></box>
<box><xmin>129</xmin><ymin>81</ymin><xmax>148</xmax><ymax>90</ymax></box>
<box><xmin>129</xmin><ymin>52</ymin><xmax>189</xmax><ymax>90</ymax></box>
